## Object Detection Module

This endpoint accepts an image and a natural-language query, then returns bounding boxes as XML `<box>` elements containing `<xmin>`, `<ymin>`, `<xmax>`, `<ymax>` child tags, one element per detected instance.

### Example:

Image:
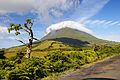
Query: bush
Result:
<box><xmin>8</xmin><ymin>51</ymin><xmax>25</xmax><ymax>64</ymax></box>
<box><xmin>1</xmin><ymin>45</ymin><xmax>120</xmax><ymax>80</ymax></box>
<box><xmin>16</xmin><ymin>51</ymin><xmax>25</xmax><ymax>59</ymax></box>
<box><xmin>43</xmin><ymin>50</ymin><xmax>71</xmax><ymax>73</ymax></box>
<box><xmin>0</xmin><ymin>49</ymin><xmax>5</xmax><ymax>59</ymax></box>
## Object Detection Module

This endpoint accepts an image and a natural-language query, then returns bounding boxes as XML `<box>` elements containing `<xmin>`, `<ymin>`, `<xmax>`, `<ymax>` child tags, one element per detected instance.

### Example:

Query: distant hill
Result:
<box><xmin>42</xmin><ymin>27</ymin><xmax>119</xmax><ymax>47</ymax></box>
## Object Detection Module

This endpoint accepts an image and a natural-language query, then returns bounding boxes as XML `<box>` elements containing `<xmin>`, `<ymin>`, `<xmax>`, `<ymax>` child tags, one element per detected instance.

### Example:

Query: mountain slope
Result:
<box><xmin>42</xmin><ymin>27</ymin><xmax>119</xmax><ymax>47</ymax></box>
<box><xmin>5</xmin><ymin>27</ymin><xmax>119</xmax><ymax>58</ymax></box>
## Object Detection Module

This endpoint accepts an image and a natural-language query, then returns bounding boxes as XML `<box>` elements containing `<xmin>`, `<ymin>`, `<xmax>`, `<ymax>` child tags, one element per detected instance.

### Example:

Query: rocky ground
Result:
<box><xmin>56</xmin><ymin>55</ymin><xmax>120</xmax><ymax>80</ymax></box>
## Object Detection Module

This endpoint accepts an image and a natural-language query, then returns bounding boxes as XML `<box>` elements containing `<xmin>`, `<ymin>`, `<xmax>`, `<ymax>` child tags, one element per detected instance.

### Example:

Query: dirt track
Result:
<box><xmin>57</xmin><ymin>55</ymin><xmax>120</xmax><ymax>80</ymax></box>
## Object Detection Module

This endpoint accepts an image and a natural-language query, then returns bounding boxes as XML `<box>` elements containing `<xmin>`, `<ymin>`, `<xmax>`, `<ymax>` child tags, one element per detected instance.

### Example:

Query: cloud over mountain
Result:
<box><xmin>44</xmin><ymin>21</ymin><xmax>94</xmax><ymax>36</ymax></box>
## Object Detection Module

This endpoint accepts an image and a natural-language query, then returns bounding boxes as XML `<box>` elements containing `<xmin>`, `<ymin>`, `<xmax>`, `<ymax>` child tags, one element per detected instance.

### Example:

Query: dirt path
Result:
<box><xmin>57</xmin><ymin>55</ymin><xmax>120</xmax><ymax>80</ymax></box>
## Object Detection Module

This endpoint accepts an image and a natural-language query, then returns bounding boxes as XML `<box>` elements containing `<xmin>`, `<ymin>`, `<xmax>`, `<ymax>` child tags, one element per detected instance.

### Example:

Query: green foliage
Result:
<box><xmin>6</xmin><ymin>69</ymin><xmax>30</xmax><ymax>80</ymax></box>
<box><xmin>25</xmin><ymin>19</ymin><xmax>31</xmax><ymax>24</ymax></box>
<box><xmin>16</xmin><ymin>51</ymin><xmax>25</xmax><ymax>59</ymax></box>
<box><xmin>10</xmin><ymin>23</ymin><xmax>14</xmax><ymax>27</ymax></box>
<box><xmin>43</xmin><ymin>50</ymin><xmax>73</xmax><ymax>73</ymax></box>
<box><xmin>8</xmin><ymin>51</ymin><xmax>25</xmax><ymax>64</ymax></box>
<box><xmin>8</xmin><ymin>18</ymin><xmax>33</xmax><ymax>36</ymax></box>
<box><xmin>23</xmin><ymin>23</ymin><xmax>27</xmax><ymax>27</ymax></box>
<box><xmin>8</xmin><ymin>23</ymin><xmax>21</xmax><ymax>34</ymax></box>
<box><xmin>1</xmin><ymin>44</ymin><xmax>120</xmax><ymax>80</ymax></box>
<box><xmin>8</xmin><ymin>56</ymin><xmax>17</xmax><ymax>61</ymax></box>
<box><xmin>15</xmin><ymin>31</ymin><xmax>20</xmax><ymax>35</ymax></box>
<box><xmin>0</xmin><ymin>49</ymin><xmax>5</xmax><ymax>59</ymax></box>
<box><xmin>0</xmin><ymin>57</ymin><xmax>46</xmax><ymax>80</ymax></box>
<box><xmin>83</xmin><ymin>50</ymin><xmax>98</xmax><ymax>63</ymax></box>
<box><xmin>8</xmin><ymin>28</ymin><xmax>10</xmax><ymax>33</ymax></box>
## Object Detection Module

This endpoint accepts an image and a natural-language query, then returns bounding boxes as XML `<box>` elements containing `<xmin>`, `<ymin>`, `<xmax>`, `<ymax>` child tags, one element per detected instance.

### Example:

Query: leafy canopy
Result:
<box><xmin>8</xmin><ymin>19</ymin><xmax>33</xmax><ymax>36</ymax></box>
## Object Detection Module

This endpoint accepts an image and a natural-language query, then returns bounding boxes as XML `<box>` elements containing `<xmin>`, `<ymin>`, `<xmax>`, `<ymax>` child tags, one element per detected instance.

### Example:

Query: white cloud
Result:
<box><xmin>33</xmin><ymin>0</ymin><xmax>75</xmax><ymax>24</ymax></box>
<box><xmin>0</xmin><ymin>26</ymin><xmax>7</xmax><ymax>34</ymax></box>
<box><xmin>75</xmin><ymin>0</ymin><xmax>110</xmax><ymax>22</ymax></box>
<box><xmin>90</xmin><ymin>20</ymin><xmax>106</xmax><ymax>24</ymax></box>
<box><xmin>45</xmin><ymin>21</ymin><xmax>94</xmax><ymax>36</ymax></box>
<box><xmin>0</xmin><ymin>26</ymin><xmax>10</xmax><ymax>39</ymax></box>
<box><xmin>51</xmin><ymin>9</ymin><xmax>63</xmax><ymax>18</ymax></box>
<box><xmin>0</xmin><ymin>0</ymin><xmax>35</xmax><ymax>15</ymax></box>
<box><xmin>97</xmin><ymin>35</ymin><xmax>120</xmax><ymax>42</ymax></box>
<box><xmin>104</xmin><ymin>21</ymin><xmax>113</xmax><ymax>25</ymax></box>
<box><xmin>0</xmin><ymin>0</ymin><xmax>110</xmax><ymax>24</ymax></box>
<box><xmin>108</xmin><ymin>21</ymin><xmax>119</xmax><ymax>26</ymax></box>
<box><xmin>0</xmin><ymin>15</ymin><xmax>13</xmax><ymax>26</ymax></box>
<box><xmin>83</xmin><ymin>20</ymin><xmax>107</xmax><ymax>25</ymax></box>
<box><xmin>0</xmin><ymin>26</ymin><xmax>17</xmax><ymax>40</ymax></box>
<box><xmin>0</xmin><ymin>0</ymin><xmax>78</xmax><ymax>24</ymax></box>
<box><xmin>0</xmin><ymin>25</ymin><xmax>28</xmax><ymax>40</ymax></box>
<box><xmin>82</xmin><ymin>19</ymin><xmax>120</xmax><ymax>27</ymax></box>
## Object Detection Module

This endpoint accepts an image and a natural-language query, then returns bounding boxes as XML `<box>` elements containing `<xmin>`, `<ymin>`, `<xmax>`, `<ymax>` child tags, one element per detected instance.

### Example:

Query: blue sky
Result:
<box><xmin>0</xmin><ymin>0</ymin><xmax>120</xmax><ymax>49</ymax></box>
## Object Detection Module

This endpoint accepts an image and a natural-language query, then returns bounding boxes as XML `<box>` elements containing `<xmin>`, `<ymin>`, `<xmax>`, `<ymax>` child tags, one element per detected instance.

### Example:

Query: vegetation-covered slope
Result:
<box><xmin>43</xmin><ymin>27</ymin><xmax>119</xmax><ymax>47</ymax></box>
<box><xmin>5</xmin><ymin>40</ymin><xmax>73</xmax><ymax>58</ymax></box>
<box><xmin>1</xmin><ymin>44</ymin><xmax>120</xmax><ymax>80</ymax></box>
<box><xmin>5</xmin><ymin>27</ymin><xmax>119</xmax><ymax>58</ymax></box>
<box><xmin>1</xmin><ymin>27</ymin><xmax>120</xmax><ymax>80</ymax></box>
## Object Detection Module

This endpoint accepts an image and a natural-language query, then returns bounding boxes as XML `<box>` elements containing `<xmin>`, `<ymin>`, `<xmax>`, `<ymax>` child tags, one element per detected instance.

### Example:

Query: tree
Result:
<box><xmin>8</xmin><ymin>19</ymin><xmax>39</xmax><ymax>58</ymax></box>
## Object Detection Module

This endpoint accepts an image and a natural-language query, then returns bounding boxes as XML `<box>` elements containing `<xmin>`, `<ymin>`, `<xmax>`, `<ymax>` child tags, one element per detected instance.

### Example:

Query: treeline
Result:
<box><xmin>0</xmin><ymin>44</ymin><xmax>120</xmax><ymax>80</ymax></box>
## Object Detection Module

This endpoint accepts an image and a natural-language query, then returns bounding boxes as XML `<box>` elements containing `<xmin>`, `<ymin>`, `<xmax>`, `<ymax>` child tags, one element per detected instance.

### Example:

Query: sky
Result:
<box><xmin>0</xmin><ymin>0</ymin><xmax>120</xmax><ymax>49</ymax></box>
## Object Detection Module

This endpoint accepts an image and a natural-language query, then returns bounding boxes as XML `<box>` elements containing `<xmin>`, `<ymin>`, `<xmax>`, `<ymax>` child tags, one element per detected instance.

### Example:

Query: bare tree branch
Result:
<box><xmin>15</xmin><ymin>39</ymin><xmax>26</xmax><ymax>45</ymax></box>
<box><xmin>29</xmin><ymin>24</ymin><xmax>33</xmax><ymax>29</ymax></box>
<box><xmin>33</xmin><ymin>37</ymin><xmax>39</xmax><ymax>41</ymax></box>
<box><xmin>30</xmin><ymin>20</ymin><xmax>34</xmax><ymax>29</ymax></box>
<box><xmin>22</xmin><ymin>24</ymin><xmax>29</xmax><ymax>30</ymax></box>
<box><xmin>20</xmin><ymin>27</ymin><xmax>30</xmax><ymax>34</ymax></box>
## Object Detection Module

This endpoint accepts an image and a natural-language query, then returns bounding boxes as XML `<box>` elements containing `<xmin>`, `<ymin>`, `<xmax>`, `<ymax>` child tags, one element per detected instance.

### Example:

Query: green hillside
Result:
<box><xmin>42</xmin><ymin>27</ymin><xmax>119</xmax><ymax>47</ymax></box>
<box><xmin>5</xmin><ymin>40</ymin><xmax>73</xmax><ymax>58</ymax></box>
<box><xmin>1</xmin><ymin>27</ymin><xmax>120</xmax><ymax>80</ymax></box>
<box><xmin>4</xmin><ymin>27</ymin><xmax>119</xmax><ymax>58</ymax></box>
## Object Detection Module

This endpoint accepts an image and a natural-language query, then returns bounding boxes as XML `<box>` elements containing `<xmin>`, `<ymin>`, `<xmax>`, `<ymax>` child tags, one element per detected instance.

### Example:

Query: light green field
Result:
<box><xmin>4</xmin><ymin>40</ymin><xmax>73</xmax><ymax>58</ymax></box>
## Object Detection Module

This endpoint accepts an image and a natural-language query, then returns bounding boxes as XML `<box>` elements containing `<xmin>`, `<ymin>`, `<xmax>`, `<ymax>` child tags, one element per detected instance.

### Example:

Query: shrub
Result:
<box><xmin>43</xmin><ymin>50</ymin><xmax>71</xmax><ymax>73</ymax></box>
<box><xmin>16</xmin><ymin>51</ymin><xmax>25</xmax><ymax>59</ymax></box>
<box><xmin>8</xmin><ymin>51</ymin><xmax>25</xmax><ymax>64</ymax></box>
<box><xmin>0</xmin><ymin>49</ymin><xmax>5</xmax><ymax>59</ymax></box>
<box><xmin>1</xmin><ymin>45</ymin><xmax>120</xmax><ymax>80</ymax></box>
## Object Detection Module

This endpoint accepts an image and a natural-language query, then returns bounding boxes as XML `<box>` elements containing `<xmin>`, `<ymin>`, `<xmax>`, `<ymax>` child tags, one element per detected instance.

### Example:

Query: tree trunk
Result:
<box><xmin>26</xmin><ymin>29</ymin><xmax>33</xmax><ymax>59</ymax></box>
<box><xmin>26</xmin><ymin>47</ymin><xmax>31</xmax><ymax>58</ymax></box>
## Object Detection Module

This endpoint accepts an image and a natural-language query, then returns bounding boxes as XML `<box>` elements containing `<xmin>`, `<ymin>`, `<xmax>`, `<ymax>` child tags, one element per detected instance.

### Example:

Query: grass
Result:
<box><xmin>31</xmin><ymin>51</ymin><xmax>49</xmax><ymax>58</ymax></box>
<box><xmin>4</xmin><ymin>40</ymin><xmax>73</xmax><ymax>58</ymax></box>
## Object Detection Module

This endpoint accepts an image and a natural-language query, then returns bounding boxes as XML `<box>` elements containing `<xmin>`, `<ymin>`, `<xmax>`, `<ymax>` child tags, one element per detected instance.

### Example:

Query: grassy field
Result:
<box><xmin>4</xmin><ymin>40</ymin><xmax>73</xmax><ymax>58</ymax></box>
